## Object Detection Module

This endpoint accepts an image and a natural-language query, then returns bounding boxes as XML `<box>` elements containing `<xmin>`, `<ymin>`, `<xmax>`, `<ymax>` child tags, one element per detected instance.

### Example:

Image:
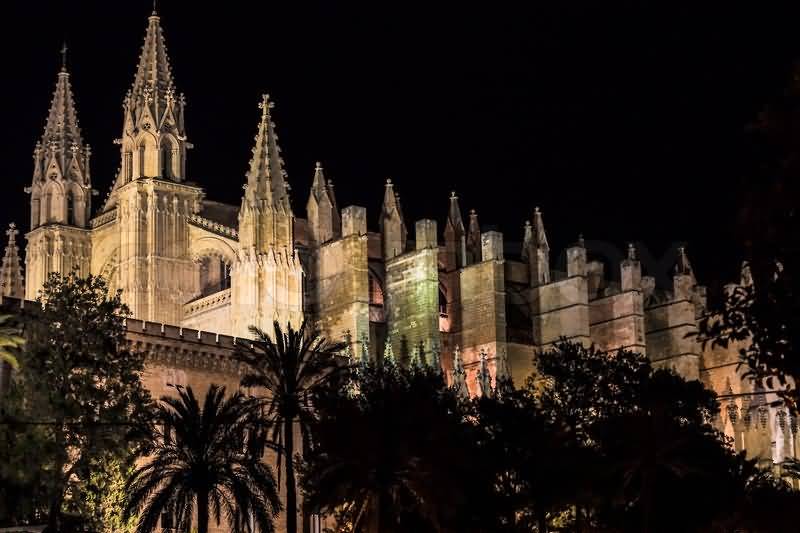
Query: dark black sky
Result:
<box><xmin>3</xmin><ymin>1</ymin><xmax>799</xmax><ymax>293</ymax></box>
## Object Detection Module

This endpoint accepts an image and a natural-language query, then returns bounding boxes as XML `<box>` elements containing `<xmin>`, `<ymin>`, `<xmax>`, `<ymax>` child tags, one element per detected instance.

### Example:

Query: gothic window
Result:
<box><xmin>31</xmin><ymin>196</ymin><xmax>41</xmax><ymax>229</ymax></box>
<box><xmin>124</xmin><ymin>151</ymin><xmax>133</xmax><ymax>182</ymax></box>
<box><xmin>137</xmin><ymin>142</ymin><xmax>146</xmax><ymax>178</ymax></box>
<box><xmin>66</xmin><ymin>191</ymin><xmax>75</xmax><ymax>226</ymax></box>
<box><xmin>369</xmin><ymin>269</ymin><xmax>385</xmax><ymax>323</ymax></box>
<box><xmin>161</xmin><ymin>139</ymin><xmax>174</xmax><ymax>179</ymax></box>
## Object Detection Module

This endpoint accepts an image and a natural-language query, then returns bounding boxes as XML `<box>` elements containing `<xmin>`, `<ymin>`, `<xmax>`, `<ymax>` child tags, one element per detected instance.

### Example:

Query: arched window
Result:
<box><xmin>369</xmin><ymin>270</ymin><xmax>385</xmax><ymax>323</ymax></box>
<box><xmin>161</xmin><ymin>139</ymin><xmax>173</xmax><ymax>179</ymax></box>
<box><xmin>66</xmin><ymin>191</ymin><xmax>75</xmax><ymax>226</ymax></box>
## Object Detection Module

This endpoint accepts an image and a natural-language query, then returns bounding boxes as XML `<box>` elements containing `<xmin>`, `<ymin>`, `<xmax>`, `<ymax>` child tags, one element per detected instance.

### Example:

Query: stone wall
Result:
<box><xmin>309</xmin><ymin>206</ymin><xmax>370</xmax><ymax>351</ymax></box>
<box><xmin>385</xmin><ymin>243</ymin><xmax>439</xmax><ymax>364</ymax></box>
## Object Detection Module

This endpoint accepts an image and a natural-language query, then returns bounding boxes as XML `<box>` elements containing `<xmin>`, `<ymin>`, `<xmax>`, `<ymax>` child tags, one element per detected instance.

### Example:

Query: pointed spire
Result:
<box><xmin>444</xmin><ymin>191</ymin><xmax>467</xmax><ymax>269</ymax></box>
<box><xmin>41</xmin><ymin>60</ymin><xmax>84</xmax><ymax>160</ymax></box>
<box><xmin>129</xmin><ymin>10</ymin><xmax>178</xmax><ymax>118</ymax></box>
<box><xmin>495</xmin><ymin>349</ymin><xmax>514</xmax><ymax>396</ymax></box>
<box><xmin>521</xmin><ymin>220</ymin><xmax>533</xmax><ymax>261</ymax></box>
<box><xmin>451</xmin><ymin>345</ymin><xmax>468</xmax><ymax>399</ymax></box>
<box><xmin>29</xmin><ymin>57</ymin><xmax>92</xmax><ymax>229</ymax></box>
<box><xmin>466</xmin><ymin>209</ymin><xmax>481</xmax><ymax>264</ymax></box>
<box><xmin>311</xmin><ymin>161</ymin><xmax>327</xmax><ymax>197</ymax></box>
<box><xmin>381</xmin><ymin>179</ymin><xmax>407</xmax><ymax>259</ymax></box>
<box><xmin>245</xmin><ymin>94</ymin><xmax>289</xmax><ymax>205</ymax></box>
<box><xmin>447</xmin><ymin>191</ymin><xmax>465</xmax><ymax>233</ymax></box>
<box><xmin>306</xmin><ymin>161</ymin><xmax>340</xmax><ymax>243</ymax></box>
<box><xmin>674</xmin><ymin>246</ymin><xmax>694</xmax><ymax>277</ymax></box>
<box><xmin>381</xmin><ymin>179</ymin><xmax>402</xmax><ymax>217</ymax></box>
<box><xmin>476</xmin><ymin>348</ymin><xmax>493</xmax><ymax>398</ymax></box>
<box><xmin>0</xmin><ymin>224</ymin><xmax>24</xmax><ymax>299</ymax></box>
<box><xmin>532</xmin><ymin>207</ymin><xmax>549</xmax><ymax>252</ymax></box>
<box><xmin>383</xmin><ymin>336</ymin><xmax>396</xmax><ymax>367</ymax></box>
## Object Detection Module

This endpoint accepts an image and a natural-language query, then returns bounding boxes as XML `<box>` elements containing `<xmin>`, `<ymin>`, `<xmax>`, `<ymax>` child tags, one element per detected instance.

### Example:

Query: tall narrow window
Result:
<box><xmin>66</xmin><ymin>191</ymin><xmax>75</xmax><ymax>226</ymax></box>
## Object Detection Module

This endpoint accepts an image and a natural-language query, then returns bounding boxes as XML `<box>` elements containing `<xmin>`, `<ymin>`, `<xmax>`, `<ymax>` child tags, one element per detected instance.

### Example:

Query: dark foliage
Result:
<box><xmin>235</xmin><ymin>321</ymin><xmax>346</xmax><ymax>533</ymax></box>
<box><xmin>302</xmin><ymin>361</ymin><xmax>496</xmax><ymax>533</ymax></box>
<box><xmin>125</xmin><ymin>385</ymin><xmax>281</xmax><ymax>533</ymax></box>
<box><xmin>0</xmin><ymin>272</ymin><xmax>151</xmax><ymax>530</ymax></box>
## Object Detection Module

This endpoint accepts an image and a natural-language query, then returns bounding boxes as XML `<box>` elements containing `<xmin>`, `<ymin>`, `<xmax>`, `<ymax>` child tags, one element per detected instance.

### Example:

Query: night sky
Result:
<box><xmin>3</xmin><ymin>1</ymin><xmax>798</xmax><ymax>297</ymax></box>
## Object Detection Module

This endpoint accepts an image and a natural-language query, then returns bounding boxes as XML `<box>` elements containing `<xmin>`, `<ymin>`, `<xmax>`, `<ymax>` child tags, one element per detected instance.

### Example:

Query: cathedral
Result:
<box><xmin>1</xmin><ymin>8</ymin><xmax>797</xmax><ymax>485</ymax></box>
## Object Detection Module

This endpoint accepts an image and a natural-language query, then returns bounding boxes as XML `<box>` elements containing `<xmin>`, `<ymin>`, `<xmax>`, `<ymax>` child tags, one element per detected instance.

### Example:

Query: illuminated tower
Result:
<box><xmin>24</xmin><ymin>49</ymin><xmax>92</xmax><ymax>299</ymax></box>
<box><xmin>231</xmin><ymin>95</ymin><xmax>303</xmax><ymax>337</ymax></box>
<box><xmin>102</xmin><ymin>10</ymin><xmax>202</xmax><ymax>323</ymax></box>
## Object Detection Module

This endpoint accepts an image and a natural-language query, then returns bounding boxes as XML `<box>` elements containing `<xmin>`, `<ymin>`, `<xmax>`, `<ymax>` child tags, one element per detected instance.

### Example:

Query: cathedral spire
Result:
<box><xmin>27</xmin><ymin>56</ymin><xmax>92</xmax><ymax>229</ymax></box>
<box><xmin>380</xmin><ymin>179</ymin><xmax>407</xmax><ymax>259</ymax></box>
<box><xmin>531</xmin><ymin>206</ymin><xmax>549</xmax><ymax>252</ymax></box>
<box><xmin>447</xmin><ymin>191</ymin><xmax>465</xmax><ymax>234</ymax></box>
<box><xmin>0</xmin><ymin>224</ymin><xmax>24</xmax><ymax>299</ymax></box>
<box><xmin>105</xmin><ymin>10</ymin><xmax>188</xmax><ymax>203</ymax></box>
<box><xmin>306</xmin><ymin>161</ymin><xmax>340</xmax><ymax>244</ymax></box>
<box><xmin>524</xmin><ymin>207</ymin><xmax>550</xmax><ymax>285</ymax></box>
<box><xmin>674</xmin><ymin>246</ymin><xmax>694</xmax><ymax>277</ymax></box>
<box><xmin>129</xmin><ymin>10</ymin><xmax>178</xmax><ymax>123</ymax></box>
<box><xmin>244</xmin><ymin>94</ymin><xmax>289</xmax><ymax>207</ymax></box>
<box><xmin>444</xmin><ymin>191</ymin><xmax>467</xmax><ymax>269</ymax></box>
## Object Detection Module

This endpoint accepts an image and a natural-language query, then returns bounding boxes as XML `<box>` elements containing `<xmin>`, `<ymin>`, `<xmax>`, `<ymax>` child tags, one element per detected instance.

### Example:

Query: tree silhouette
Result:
<box><xmin>125</xmin><ymin>385</ymin><xmax>281</xmax><ymax>533</ymax></box>
<box><xmin>235</xmin><ymin>321</ymin><xmax>346</xmax><ymax>533</ymax></box>
<box><xmin>302</xmin><ymin>360</ymin><xmax>493</xmax><ymax>533</ymax></box>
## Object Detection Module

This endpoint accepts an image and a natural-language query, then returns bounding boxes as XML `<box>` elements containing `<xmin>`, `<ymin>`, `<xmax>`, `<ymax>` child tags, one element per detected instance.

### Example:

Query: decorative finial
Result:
<box><xmin>450</xmin><ymin>190</ymin><xmax>457</xmax><ymax>199</ymax></box>
<box><xmin>152</xmin><ymin>0</ymin><xmax>158</xmax><ymax>15</ymax></box>
<box><xmin>315</xmin><ymin>161</ymin><xmax>322</xmax><ymax>170</ymax></box>
<box><xmin>627</xmin><ymin>242</ymin><xmax>637</xmax><ymax>261</ymax></box>
<box><xmin>258</xmin><ymin>94</ymin><xmax>274</xmax><ymax>113</ymax></box>
<box><xmin>60</xmin><ymin>42</ymin><xmax>68</xmax><ymax>72</ymax></box>
<box><xmin>578</xmin><ymin>233</ymin><xmax>585</xmax><ymax>247</ymax></box>
<box><xmin>534</xmin><ymin>206</ymin><xmax>541</xmax><ymax>215</ymax></box>
<box><xmin>6</xmin><ymin>223</ymin><xmax>18</xmax><ymax>242</ymax></box>
<box><xmin>386</xmin><ymin>177</ymin><xmax>393</xmax><ymax>186</ymax></box>
<box><xmin>470</xmin><ymin>209</ymin><xmax>477</xmax><ymax>216</ymax></box>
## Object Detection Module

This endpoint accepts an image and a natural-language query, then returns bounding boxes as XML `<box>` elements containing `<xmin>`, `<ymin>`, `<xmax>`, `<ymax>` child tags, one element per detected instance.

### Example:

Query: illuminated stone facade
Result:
<box><xmin>1</xmin><ymin>12</ymin><xmax>797</xmax><ymax>525</ymax></box>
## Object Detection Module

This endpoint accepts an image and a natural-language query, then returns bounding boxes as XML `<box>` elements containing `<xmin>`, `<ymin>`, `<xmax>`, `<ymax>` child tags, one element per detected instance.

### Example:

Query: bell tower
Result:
<box><xmin>24</xmin><ymin>47</ymin><xmax>93</xmax><ymax>299</ymax></box>
<box><xmin>102</xmin><ymin>10</ymin><xmax>202</xmax><ymax>323</ymax></box>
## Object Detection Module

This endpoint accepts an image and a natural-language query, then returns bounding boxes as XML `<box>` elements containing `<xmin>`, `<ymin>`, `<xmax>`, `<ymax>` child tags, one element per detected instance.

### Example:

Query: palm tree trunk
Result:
<box><xmin>198</xmin><ymin>487</ymin><xmax>210</xmax><ymax>533</ymax></box>
<box><xmin>285</xmin><ymin>416</ymin><xmax>298</xmax><ymax>533</ymax></box>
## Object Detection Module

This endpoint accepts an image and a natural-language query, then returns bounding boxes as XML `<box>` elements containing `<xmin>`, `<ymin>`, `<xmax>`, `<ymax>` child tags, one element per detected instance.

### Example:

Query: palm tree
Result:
<box><xmin>235</xmin><ymin>321</ymin><xmax>346</xmax><ymax>533</ymax></box>
<box><xmin>125</xmin><ymin>385</ymin><xmax>281</xmax><ymax>533</ymax></box>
